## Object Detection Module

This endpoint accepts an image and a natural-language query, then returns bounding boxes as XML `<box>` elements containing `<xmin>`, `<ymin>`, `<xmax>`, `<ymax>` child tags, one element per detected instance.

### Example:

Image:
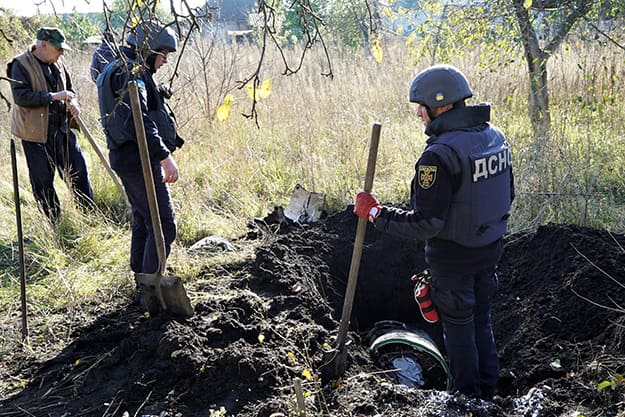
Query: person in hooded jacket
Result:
<box><xmin>96</xmin><ymin>21</ymin><xmax>184</xmax><ymax>282</ymax></box>
<box><xmin>353</xmin><ymin>64</ymin><xmax>515</xmax><ymax>401</ymax></box>
<box><xmin>89</xmin><ymin>30</ymin><xmax>118</xmax><ymax>83</ymax></box>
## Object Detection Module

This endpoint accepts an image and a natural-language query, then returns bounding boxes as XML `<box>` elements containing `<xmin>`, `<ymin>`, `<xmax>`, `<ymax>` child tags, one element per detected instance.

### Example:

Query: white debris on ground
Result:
<box><xmin>188</xmin><ymin>235</ymin><xmax>235</xmax><ymax>252</ymax></box>
<box><xmin>283</xmin><ymin>184</ymin><xmax>326</xmax><ymax>223</ymax></box>
<box><xmin>512</xmin><ymin>386</ymin><xmax>549</xmax><ymax>417</ymax></box>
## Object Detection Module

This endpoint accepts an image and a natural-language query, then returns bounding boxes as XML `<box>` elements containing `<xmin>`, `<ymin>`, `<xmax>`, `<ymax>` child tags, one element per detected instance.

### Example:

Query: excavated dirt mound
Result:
<box><xmin>1</xmin><ymin>208</ymin><xmax>624</xmax><ymax>417</ymax></box>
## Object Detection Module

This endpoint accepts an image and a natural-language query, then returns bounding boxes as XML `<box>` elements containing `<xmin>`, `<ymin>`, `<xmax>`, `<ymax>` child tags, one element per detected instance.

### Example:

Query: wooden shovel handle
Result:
<box><xmin>73</xmin><ymin>114</ymin><xmax>131</xmax><ymax>210</ymax></box>
<box><xmin>335</xmin><ymin>122</ymin><xmax>381</xmax><ymax>349</ymax></box>
<box><xmin>128</xmin><ymin>81</ymin><xmax>167</xmax><ymax>275</ymax></box>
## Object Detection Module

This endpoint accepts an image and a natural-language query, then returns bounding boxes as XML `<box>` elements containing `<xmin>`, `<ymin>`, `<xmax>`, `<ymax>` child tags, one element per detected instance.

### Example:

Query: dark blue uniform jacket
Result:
<box><xmin>96</xmin><ymin>46</ymin><xmax>171</xmax><ymax>173</ymax></box>
<box><xmin>374</xmin><ymin>104</ymin><xmax>515</xmax><ymax>273</ymax></box>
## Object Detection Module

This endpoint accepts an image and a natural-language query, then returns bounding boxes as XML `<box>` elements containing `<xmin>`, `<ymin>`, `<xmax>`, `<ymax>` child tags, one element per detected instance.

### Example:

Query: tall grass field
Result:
<box><xmin>0</xmin><ymin>36</ymin><xmax>623</xmax><ymax>364</ymax></box>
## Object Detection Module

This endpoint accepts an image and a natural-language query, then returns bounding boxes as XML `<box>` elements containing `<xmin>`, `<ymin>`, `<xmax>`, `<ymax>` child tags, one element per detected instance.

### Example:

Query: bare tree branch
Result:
<box><xmin>570</xmin><ymin>242</ymin><xmax>625</xmax><ymax>291</ymax></box>
<box><xmin>543</xmin><ymin>0</ymin><xmax>592</xmax><ymax>56</ymax></box>
<box><xmin>236</xmin><ymin>0</ymin><xmax>334</xmax><ymax>125</ymax></box>
<box><xmin>580</xmin><ymin>13</ymin><xmax>625</xmax><ymax>52</ymax></box>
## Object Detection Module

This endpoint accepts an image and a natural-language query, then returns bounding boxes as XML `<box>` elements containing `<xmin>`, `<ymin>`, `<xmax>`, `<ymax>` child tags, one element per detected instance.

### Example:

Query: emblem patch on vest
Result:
<box><xmin>418</xmin><ymin>165</ymin><xmax>437</xmax><ymax>189</ymax></box>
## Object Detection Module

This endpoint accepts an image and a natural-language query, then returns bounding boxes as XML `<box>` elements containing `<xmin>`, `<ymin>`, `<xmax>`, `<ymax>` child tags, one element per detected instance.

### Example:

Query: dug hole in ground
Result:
<box><xmin>1</xmin><ymin>207</ymin><xmax>624</xmax><ymax>417</ymax></box>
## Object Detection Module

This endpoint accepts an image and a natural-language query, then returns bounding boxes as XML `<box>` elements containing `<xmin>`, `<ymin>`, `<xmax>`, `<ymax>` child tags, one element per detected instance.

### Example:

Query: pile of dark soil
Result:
<box><xmin>1</xmin><ymin>208</ymin><xmax>624</xmax><ymax>417</ymax></box>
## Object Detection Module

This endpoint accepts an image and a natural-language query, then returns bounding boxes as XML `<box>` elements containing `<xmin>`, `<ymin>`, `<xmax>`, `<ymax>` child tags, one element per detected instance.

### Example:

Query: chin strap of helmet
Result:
<box><xmin>427</xmin><ymin>100</ymin><xmax>466</xmax><ymax>120</ymax></box>
<box><xmin>426</xmin><ymin>105</ymin><xmax>437</xmax><ymax>121</ymax></box>
<box><xmin>146</xmin><ymin>53</ymin><xmax>157</xmax><ymax>74</ymax></box>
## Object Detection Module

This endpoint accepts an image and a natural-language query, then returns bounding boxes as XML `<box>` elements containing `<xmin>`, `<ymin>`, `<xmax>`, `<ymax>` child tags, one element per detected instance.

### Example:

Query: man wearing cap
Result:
<box><xmin>7</xmin><ymin>27</ymin><xmax>94</xmax><ymax>222</ymax></box>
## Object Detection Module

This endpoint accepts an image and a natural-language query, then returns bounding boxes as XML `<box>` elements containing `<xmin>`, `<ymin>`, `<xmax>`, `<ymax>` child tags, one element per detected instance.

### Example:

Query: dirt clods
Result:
<box><xmin>1</xmin><ymin>209</ymin><xmax>624</xmax><ymax>416</ymax></box>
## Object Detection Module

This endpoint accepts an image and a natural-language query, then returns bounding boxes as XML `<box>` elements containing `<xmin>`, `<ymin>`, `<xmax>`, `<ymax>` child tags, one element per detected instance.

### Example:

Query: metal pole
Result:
<box><xmin>10</xmin><ymin>138</ymin><xmax>28</xmax><ymax>340</ymax></box>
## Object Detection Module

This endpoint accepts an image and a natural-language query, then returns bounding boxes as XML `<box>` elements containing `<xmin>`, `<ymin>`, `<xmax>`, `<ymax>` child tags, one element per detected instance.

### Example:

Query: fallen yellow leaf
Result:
<box><xmin>216</xmin><ymin>94</ymin><xmax>232</xmax><ymax>122</ymax></box>
<box><xmin>372</xmin><ymin>38</ymin><xmax>383</xmax><ymax>63</ymax></box>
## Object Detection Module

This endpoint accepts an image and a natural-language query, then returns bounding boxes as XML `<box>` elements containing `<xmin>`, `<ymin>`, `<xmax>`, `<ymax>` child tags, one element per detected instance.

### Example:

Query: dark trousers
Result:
<box><xmin>21</xmin><ymin>130</ymin><xmax>94</xmax><ymax>221</ymax></box>
<box><xmin>430</xmin><ymin>267</ymin><xmax>500</xmax><ymax>400</ymax></box>
<box><xmin>116</xmin><ymin>165</ymin><xmax>176</xmax><ymax>274</ymax></box>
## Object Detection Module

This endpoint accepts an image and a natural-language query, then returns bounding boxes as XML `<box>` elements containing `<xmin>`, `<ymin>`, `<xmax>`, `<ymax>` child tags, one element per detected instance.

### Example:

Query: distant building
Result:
<box><xmin>78</xmin><ymin>1</ymin><xmax>258</xmax><ymax>45</ymax></box>
<box><xmin>200</xmin><ymin>0</ymin><xmax>256</xmax><ymax>42</ymax></box>
<box><xmin>82</xmin><ymin>35</ymin><xmax>102</xmax><ymax>49</ymax></box>
<box><xmin>214</xmin><ymin>0</ymin><xmax>256</xmax><ymax>30</ymax></box>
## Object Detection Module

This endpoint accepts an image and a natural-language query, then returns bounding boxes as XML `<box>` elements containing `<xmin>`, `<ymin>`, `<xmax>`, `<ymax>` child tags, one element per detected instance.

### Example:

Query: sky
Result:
<box><xmin>0</xmin><ymin>0</ymin><xmax>105</xmax><ymax>16</ymax></box>
<box><xmin>0</xmin><ymin>0</ymin><xmax>206</xmax><ymax>17</ymax></box>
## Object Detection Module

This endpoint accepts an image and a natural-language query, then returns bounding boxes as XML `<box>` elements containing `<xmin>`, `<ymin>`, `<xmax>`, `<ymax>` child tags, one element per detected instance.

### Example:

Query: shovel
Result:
<box><xmin>128</xmin><ymin>80</ymin><xmax>193</xmax><ymax>318</ymax></box>
<box><xmin>320</xmin><ymin>122</ymin><xmax>381</xmax><ymax>382</ymax></box>
<box><xmin>73</xmin><ymin>114</ymin><xmax>132</xmax><ymax>213</ymax></box>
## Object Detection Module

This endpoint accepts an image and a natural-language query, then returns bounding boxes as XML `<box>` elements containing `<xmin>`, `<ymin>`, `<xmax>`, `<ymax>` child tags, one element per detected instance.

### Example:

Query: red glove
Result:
<box><xmin>354</xmin><ymin>191</ymin><xmax>381</xmax><ymax>222</ymax></box>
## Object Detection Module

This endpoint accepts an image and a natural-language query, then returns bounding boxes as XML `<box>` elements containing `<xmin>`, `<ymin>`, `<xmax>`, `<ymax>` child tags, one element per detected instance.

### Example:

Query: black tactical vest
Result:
<box><xmin>427</xmin><ymin>125</ymin><xmax>512</xmax><ymax>247</ymax></box>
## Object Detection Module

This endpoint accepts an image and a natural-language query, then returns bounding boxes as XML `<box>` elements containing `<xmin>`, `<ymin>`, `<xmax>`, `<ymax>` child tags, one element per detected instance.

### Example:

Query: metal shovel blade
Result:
<box><xmin>283</xmin><ymin>184</ymin><xmax>326</xmax><ymax>223</ymax></box>
<box><xmin>319</xmin><ymin>341</ymin><xmax>351</xmax><ymax>383</ymax></box>
<box><xmin>135</xmin><ymin>272</ymin><xmax>194</xmax><ymax>318</ymax></box>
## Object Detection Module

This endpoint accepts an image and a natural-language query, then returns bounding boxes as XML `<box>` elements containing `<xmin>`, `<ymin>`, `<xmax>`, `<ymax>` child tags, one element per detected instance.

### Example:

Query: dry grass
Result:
<box><xmin>0</xmin><ymin>36</ymin><xmax>623</xmax><ymax>327</ymax></box>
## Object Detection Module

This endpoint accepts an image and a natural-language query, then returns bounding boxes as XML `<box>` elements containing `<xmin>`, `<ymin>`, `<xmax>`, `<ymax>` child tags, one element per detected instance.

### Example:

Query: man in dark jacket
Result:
<box><xmin>8</xmin><ymin>27</ymin><xmax>94</xmax><ymax>222</ymax></box>
<box><xmin>89</xmin><ymin>31</ymin><xmax>118</xmax><ymax>83</ymax></box>
<box><xmin>354</xmin><ymin>64</ymin><xmax>515</xmax><ymax>401</ymax></box>
<box><xmin>96</xmin><ymin>21</ymin><xmax>183</xmax><ymax>280</ymax></box>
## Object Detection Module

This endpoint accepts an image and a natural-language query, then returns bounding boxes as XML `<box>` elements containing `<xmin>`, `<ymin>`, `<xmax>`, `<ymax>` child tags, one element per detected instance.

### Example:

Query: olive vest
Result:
<box><xmin>9</xmin><ymin>48</ymin><xmax>67</xmax><ymax>143</ymax></box>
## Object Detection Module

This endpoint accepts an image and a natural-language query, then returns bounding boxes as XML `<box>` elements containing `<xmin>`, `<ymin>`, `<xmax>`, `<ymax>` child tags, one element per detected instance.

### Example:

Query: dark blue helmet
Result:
<box><xmin>409</xmin><ymin>64</ymin><xmax>472</xmax><ymax>107</ymax></box>
<box><xmin>126</xmin><ymin>21</ymin><xmax>177</xmax><ymax>52</ymax></box>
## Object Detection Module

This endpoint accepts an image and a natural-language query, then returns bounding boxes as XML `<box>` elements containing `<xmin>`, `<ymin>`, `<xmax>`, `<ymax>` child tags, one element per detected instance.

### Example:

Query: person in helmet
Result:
<box><xmin>96</xmin><ymin>20</ymin><xmax>184</xmax><ymax>291</ymax></box>
<box><xmin>353</xmin><ymin>64</ymin><xmax>515</xmax><ymax>401</ymax></box>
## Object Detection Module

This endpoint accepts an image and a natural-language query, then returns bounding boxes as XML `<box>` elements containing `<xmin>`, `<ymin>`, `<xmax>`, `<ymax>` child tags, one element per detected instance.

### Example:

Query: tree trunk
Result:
<box><xmin>512</xmin><ymin>0</ymin><xmax>551</xmax><ymax>141</ymax></box>
<box><xmin>509</xmin><ymin>0</ymin><xmax>593</xmax><ymax>220</ymax></box>
<box><xmin>526</xmin><ymin>50</ymin><xmax>551</xmax><ymax>141</ymax></box>
<box><xmin>511</xmin><ymin>0</ymin><xmax>593</xmax><ymax>141</ymax></box>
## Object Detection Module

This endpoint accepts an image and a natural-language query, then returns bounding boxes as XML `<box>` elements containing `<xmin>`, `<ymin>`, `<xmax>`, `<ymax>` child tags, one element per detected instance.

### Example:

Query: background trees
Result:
<box><xmin>0</xmin><ymin>0</ymin><xmax>622</xmax><ymax>342</ymax></box>
<box><xmin>1</xmin><ymin>0</ymin><xmax>623</xmax><ymax>229</ymax></box>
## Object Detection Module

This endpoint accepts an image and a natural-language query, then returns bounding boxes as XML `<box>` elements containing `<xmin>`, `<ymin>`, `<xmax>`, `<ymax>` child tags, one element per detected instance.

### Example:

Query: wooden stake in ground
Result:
<box><xmin>10</xmin><ymin>137</ymin><xmax>28</xmax><ymax>341</ymax></box>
